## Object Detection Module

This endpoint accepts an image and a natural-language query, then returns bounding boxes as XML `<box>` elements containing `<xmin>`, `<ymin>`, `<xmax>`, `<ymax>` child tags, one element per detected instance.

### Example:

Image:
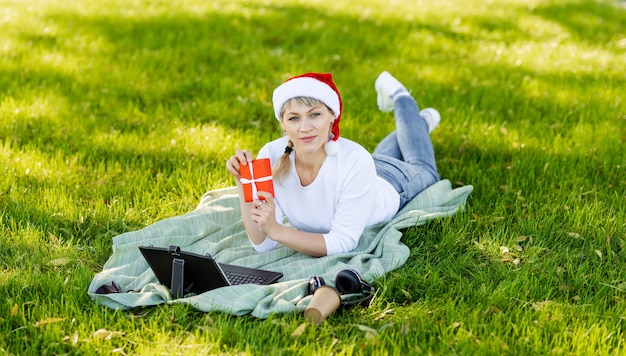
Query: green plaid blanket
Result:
<box><xmin>88</xmin><ymin>179</ymin><xmax>472</xmax><ymax>318</ymax></box>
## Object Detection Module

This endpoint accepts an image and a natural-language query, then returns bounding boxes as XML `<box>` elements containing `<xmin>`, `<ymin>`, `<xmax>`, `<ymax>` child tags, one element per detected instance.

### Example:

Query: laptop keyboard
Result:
<box><xmin>224</xmin><ymin>271</ymin><xmax>267</xmax><ymax>285</ymax></box>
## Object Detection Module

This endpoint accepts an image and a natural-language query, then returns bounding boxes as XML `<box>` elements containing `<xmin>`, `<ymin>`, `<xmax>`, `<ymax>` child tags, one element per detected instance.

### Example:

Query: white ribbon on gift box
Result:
<box><xmin>240</xmin><ymin>162</ymin><xmax>272</xmax><ymax>201</ymax></box>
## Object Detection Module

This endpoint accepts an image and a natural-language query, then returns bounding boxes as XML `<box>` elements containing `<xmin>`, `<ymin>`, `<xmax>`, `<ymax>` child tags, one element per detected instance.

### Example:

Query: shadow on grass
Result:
<box><xmin>533</xmin><ymin>0</ymin><xmax>626</xmax><ymax>44</ymax></box>
<box><xmin>2</xmin><ymin>0</ymin><xmax>624</xmax><ymax>144</ymax></box>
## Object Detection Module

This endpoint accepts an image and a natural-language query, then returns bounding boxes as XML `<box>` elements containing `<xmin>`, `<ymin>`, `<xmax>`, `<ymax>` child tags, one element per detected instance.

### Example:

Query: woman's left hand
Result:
<box><xmin>251</xmin><ymin>191</ymin><xmax>277</xmax><ymax>235</ymax></box>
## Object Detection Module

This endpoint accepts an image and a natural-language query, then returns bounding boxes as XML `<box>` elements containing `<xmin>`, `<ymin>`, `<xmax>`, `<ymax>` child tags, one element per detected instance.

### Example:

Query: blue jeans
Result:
<box><xmin>373</xmin><ymin>96</ymin><xmax>440</xmax><ymax>209</ymax></box>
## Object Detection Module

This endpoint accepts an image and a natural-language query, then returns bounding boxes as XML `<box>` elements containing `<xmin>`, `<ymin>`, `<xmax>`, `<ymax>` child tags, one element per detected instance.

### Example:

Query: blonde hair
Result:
<box><xmin>272</xmin><ymin>97</ymin><xmax>334</xmax><ymax>184</ymax></box>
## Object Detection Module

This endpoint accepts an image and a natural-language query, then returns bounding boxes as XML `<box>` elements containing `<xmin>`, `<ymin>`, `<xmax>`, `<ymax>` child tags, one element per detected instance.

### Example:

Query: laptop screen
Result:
<box><xmin>139</xmin><ymin>245</ymin><xmax>230</xmax><ymax>296</ymax></box>
<box><xmin>139</xmin><ymin>245</ymin><xmax>283</xmax><ymax>298</ymax></box>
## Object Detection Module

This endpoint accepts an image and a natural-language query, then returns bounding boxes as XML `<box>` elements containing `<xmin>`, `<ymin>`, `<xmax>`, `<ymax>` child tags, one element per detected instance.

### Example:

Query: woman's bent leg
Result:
<box><xmin>373</xmin><ymin>131</ymin><xmax>402</xmax><ymax>159</ymax></box>
<box><xmin>393</xmin><ymin>96</ymin><xmax>439</xmax><ymax>178</ymax></box>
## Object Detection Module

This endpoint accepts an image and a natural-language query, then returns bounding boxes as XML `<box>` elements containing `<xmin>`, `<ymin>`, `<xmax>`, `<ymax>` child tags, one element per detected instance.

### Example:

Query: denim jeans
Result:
<box><xmin>372</xmin><ymin>95</ymin><xmax>440</xmax><ymax>209</ymax></box>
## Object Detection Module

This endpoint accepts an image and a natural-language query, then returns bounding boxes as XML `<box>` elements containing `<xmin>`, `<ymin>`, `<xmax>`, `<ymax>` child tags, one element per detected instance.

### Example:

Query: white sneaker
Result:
<box><xmin>375</xmin><ymin>71</ymin><xmax>407</xmax><ymax>112</ymax></box>
<box><xmin>420</xmin><ymin>108</ymin><xmax>440</xmax><ymax>133</ymax></box>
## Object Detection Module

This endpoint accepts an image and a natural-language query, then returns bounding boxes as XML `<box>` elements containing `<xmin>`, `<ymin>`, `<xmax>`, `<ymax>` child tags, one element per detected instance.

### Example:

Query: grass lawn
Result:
<box><xmin>1</xmin><ymin>0</ymin><xmax>625</xmax><ymax>354</ymax></box>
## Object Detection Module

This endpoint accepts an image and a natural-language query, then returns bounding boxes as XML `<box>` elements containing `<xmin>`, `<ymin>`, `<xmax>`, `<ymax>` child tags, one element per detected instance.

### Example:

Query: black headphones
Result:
<box><xmin>307</xmin><ymin>269</ymin><xmax>375</xmax><ymax>309</ymax></box>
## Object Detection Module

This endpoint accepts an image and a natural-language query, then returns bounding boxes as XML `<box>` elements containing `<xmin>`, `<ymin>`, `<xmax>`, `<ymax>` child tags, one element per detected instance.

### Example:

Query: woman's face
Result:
<box><xmin>280</xmin><ymin>99</ymin><xmax>334</xmax><ymax>156</ymax></box>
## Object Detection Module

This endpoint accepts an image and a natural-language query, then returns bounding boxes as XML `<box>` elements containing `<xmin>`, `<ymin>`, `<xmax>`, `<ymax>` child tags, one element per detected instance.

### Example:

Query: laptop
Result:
<box><xmin>139</xmin><ymin>245</ymin><xmax>283</xmax><ymax>298</ymax></box>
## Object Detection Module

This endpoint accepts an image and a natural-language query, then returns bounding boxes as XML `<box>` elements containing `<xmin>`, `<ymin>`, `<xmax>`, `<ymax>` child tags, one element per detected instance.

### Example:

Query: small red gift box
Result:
<box><xmin>240</xmin><ymin>158</ymin><xmax>275</xmax><ymax>202</ymax></box>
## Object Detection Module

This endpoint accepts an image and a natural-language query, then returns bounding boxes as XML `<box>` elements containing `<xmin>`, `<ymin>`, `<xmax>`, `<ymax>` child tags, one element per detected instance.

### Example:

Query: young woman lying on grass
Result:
<box><xmin>226</xmin><ymin>71</ymin><xmax>441</xmax><ymax>257</ymax></box>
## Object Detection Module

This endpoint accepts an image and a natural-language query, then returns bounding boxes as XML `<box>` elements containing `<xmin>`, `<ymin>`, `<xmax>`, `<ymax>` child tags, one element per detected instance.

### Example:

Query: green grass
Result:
<box><xmin>1</xmin><ymin>0</ymin><xmax>625</xmax><ymax>354</ymax></box>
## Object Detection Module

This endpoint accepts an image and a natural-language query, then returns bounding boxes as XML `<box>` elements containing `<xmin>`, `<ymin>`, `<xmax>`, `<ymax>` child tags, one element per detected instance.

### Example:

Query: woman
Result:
<box><xmin>226</xmin><ymin>71</ymin><xmax>440</xmax><ymax>257</ymax></box>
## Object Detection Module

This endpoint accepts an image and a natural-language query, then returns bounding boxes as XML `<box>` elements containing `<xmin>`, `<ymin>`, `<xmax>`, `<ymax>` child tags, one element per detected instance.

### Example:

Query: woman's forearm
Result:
<box><xmin>235</xmin><ymin>182</ymin><xmax>267</xmax><ymax>245</ymax></box>
<box><xmin>268</xmin><ymin>226</ymin><xmax>327</xmax><ymax>257</ymax></box>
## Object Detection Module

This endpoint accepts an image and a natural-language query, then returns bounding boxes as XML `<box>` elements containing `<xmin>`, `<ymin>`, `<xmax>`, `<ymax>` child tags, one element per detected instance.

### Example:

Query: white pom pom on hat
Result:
<box><xmin>324</xmin><ymin>139</ymin><xmax>339</xmax><ymax>156</ymax></box>
<box><xmin>272</xmin><ymin>72</ymin><xmax>343</xmax><ymax>152</ymax></box>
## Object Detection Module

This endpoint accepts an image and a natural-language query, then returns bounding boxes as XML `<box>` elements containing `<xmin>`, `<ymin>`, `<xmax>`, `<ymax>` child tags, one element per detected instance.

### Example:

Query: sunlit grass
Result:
<box><xmin>1</xmin><ymin>0</ymin><xmax>625</xmax><ymax>354</ymax></box>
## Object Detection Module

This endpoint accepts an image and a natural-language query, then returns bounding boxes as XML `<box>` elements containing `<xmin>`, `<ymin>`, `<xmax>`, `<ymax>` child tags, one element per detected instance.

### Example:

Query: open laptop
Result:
<box><xmin>139</xmin><ymin>245</ymin><xmax>283</xmax><ymax>298</ymax></box>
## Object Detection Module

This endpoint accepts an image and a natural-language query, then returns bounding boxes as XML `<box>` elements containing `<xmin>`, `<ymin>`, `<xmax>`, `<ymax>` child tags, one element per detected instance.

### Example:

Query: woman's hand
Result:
<box><xmin>251</xmin><ymin>191</ymin><xmax>278</xmax><ymax>235</ymax></box>
<box><xmin>225</xmin><ymin>149</ymin><xmax>254</xmax><ymax>180</ymax></box>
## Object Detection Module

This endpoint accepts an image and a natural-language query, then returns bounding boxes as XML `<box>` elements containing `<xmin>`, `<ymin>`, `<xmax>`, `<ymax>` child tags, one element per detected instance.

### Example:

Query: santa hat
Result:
<box><xmin>272</xmin><ymin>72</ymin><xmax>342</xmax><ymax>147</ymax></box>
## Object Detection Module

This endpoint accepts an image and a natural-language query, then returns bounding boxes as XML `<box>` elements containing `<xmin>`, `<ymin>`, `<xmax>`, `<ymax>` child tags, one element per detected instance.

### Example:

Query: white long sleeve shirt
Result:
<box><xmin>251</xmin><ymin>136</ymin><xmax>400</xmax><ymax>255</ymax></box>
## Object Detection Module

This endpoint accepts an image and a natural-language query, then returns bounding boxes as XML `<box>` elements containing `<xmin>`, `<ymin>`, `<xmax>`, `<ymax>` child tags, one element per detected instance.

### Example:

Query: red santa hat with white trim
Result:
<box><xmin>272</xmin><ymin>72</ymin><xmax>342</xmax><ymax>155</ymax></box>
